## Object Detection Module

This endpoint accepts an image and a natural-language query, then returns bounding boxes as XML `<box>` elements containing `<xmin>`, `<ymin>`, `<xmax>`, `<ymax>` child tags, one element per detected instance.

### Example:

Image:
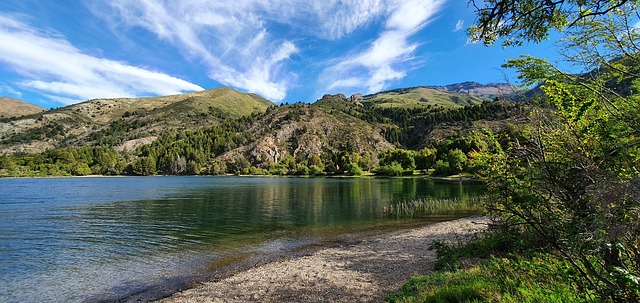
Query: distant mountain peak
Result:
<box><xmin>0</xmin><ymin>97</ymin><xmax>47</xmax><ymax>118</ymax></box>
<box><xmin>426</xmin><ymin>82</ymin><xmax>521</xmax><ymax>99</ymax></box>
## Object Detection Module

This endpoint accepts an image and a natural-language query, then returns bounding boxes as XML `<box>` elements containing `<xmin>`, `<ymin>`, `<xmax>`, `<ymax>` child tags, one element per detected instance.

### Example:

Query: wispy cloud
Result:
<box><xmin>90</xmin><ymin>0</ymin><xmax>389</xmax><ymax>101</ymax></box>
<box><xmin>0</xmin><ymin>83</ymin><xmax>22</xmax><ymax>98</ymax></box>
<box><xmin>321</xmin><ymin>0</ymin><xmax>446</xmax><ymax>94</ymax></box>
<box><xmin>273</xmin><ymin>1</ymin><xmax>386</xmax><ymax>40</ymax></box>
<box><xmin>455</xmin><ymin>19</ymin><xmax>464</xmax><ymax>32</ymax></box>
<box><xmin>0</xmin><ymin>14</ymin><xmax>203</xmax><ymax>105</ymax></box>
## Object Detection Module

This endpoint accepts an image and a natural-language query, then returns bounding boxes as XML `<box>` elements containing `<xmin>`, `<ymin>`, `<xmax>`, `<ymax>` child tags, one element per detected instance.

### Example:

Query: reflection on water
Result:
<box><xmin>0</xmin><ymin>176</ymin><xmax>484</xmax><ymax>303</ymax></box>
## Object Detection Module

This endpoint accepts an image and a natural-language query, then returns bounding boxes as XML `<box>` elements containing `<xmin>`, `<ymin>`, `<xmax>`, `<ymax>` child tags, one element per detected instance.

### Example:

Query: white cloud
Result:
<box><xmin>275</xmin><ymin>0</ymin><xmax>386</xmax><ymax>40</ymax></box>
<box><xmin>455</xmin><ymin>19</ymin><xmax>464</xmax><ymax>32</ymax></box>
<box><xmin>0</xmin><ymin>14</ymin><xmax>203</xmax><ymax>105</ymax></box>
<box><xmin>0</xmin><ymin>84</ymin><xmax>23</xmax><ymax>98</ymax></box>
<box><xmin>84</xmin><ymin>0</ymin><xmax>447</xmax><ymax>101</ymax></box>
<box><xmin>321</xmin><ymin>0</ymin><xmax>446</xmax><ymax>94</ymax></box>
<box><xmin>90</xmin><ymin>0</ymin><xmax>390</xmax><ymax>101</ymax></box>
<box><xmin>635</xmin><ymin>21</ymin><xmax>640</xmax><ymax>29</ymax></box>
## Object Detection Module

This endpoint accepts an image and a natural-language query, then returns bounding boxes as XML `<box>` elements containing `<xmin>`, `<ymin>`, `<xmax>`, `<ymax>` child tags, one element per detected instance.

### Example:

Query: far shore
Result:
<box><xmin>153</xmin><ymin>216</ymin><xmax>489</xmax><ymax>303</ymax></box>
<box><xmin>0</xmin><ymin>172</ymin><xmax>483</xmax><ymax>183</ymax></box>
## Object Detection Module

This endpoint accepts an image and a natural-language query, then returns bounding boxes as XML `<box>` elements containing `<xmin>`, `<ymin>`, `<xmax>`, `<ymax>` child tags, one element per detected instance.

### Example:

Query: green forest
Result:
<box><xmin>0</xmin><ymin>99</ymin><xmax>524</xmax><ymax>178</ymax></box>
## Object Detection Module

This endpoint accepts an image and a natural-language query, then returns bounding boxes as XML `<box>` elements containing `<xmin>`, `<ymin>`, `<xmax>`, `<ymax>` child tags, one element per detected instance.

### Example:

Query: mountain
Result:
<box><xmin>427</xmin><ymin>81</ymin><xmax>521</xmax><ymax>100</ymax></box>
<box><xmin>223</xmin><ymin>94</ymin><xmax>394</xmax><ymax>168</ymax></box>
<box><xmin>0</xmin><ymin>97</ymin><xmax>46</xmax><ymax>118</ymax></box>
<box><xmin>361</xmin><ymin>86</ymin><xmax>487</xmax><ymax>110</ymax></box>
<box><xmin>0</xmin><ymin>82</ymin><xmax>530</xmax><ymax>176</ymax></box>
<box><xmin>0</xmin><ymin>87</ymin><xmax>274</xmax><ymax>154</ymax></box>
<box><xmin>124</xmin><ymin>91</ymin><xmax>525</xmax><ymax>176</ymax></box>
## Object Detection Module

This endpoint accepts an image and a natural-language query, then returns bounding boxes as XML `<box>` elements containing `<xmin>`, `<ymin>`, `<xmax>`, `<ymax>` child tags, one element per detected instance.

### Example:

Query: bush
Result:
<box><xmin>345</xmin><ymin>162</ymin><xmax>363</xmax><ymax>176</ymax></box>
<box><xmin>373</xmin><ymin>162</ymin><xmax>403</xmax><ymax>176</ymax></box>
<box><xmin>432</xmin><ymin>160</ymin><xmax>450</xmax><ymax>176</ymax></box>
<box><xmin>308</xmin><ymin>165</ymin><xmax>325</xmax><ymax>176</ymax></box>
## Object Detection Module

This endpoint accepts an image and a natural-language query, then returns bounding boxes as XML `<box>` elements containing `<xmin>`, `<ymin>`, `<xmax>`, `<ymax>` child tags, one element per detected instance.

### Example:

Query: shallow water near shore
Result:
<box><xmin>0</xmin><ymin>176</ymin><xmax>484</xmax><ymax>303</ymax></box>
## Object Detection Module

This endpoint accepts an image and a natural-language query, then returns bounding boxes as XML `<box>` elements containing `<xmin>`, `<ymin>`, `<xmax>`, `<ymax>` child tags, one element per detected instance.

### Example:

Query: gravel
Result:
<box><xmin>155</xmin><ymin>216</ymin><xmax>489</xmax><ymax>303</ymax></box>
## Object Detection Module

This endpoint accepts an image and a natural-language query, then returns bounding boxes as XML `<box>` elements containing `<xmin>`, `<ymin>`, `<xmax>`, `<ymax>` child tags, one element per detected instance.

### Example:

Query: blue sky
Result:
<box><xmin>0</xmin><ymin>0</ymin><xmax>563</xmax><ymax>108</ymax></box>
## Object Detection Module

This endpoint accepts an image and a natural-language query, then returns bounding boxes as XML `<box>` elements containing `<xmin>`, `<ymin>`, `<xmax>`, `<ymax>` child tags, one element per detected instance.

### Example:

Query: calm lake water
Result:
<box><xmin>0</xmin><ymin>176</ymin><xmax>484</xmax><ymax>302</ymax></box>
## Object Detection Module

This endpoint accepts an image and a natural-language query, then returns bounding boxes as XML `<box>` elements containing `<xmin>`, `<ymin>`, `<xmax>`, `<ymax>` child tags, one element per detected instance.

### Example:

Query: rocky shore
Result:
<box><xmin>155</xmin><ymin>216</ymin><xmax>489</xmax><ymax>303</ymax></box>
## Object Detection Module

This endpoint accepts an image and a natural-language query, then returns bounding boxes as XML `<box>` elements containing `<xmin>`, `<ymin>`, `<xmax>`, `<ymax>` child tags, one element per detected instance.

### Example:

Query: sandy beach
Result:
<box><xmin>154</xmin><ymin>216</ymin><xmax>489</xmax><ymax>303</ymax></box>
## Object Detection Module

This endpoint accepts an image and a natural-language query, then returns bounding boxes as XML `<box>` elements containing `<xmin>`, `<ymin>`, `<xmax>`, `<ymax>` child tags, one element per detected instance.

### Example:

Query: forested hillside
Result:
<box><xmin>0</xmin><ymin>86</ymin><xmax>528</xmax><ymax>177</ymax></box>
<box><xmin>0</xmin><ymin>87</ymin><xmax>273</xmax><ymax>154</ymax></box>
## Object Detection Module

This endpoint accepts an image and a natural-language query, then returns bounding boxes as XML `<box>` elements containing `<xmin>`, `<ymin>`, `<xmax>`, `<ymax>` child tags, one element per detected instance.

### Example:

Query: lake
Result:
<box><xmin>0</xmin><ymin>176</ymin><xmax>484</xmax><ymax>302</ymax></box>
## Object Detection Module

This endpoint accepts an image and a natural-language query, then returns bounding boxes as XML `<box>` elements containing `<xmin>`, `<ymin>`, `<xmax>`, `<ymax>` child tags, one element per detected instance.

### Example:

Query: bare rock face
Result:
<box><xmin>293</xmin><ymin>134</ymin><xmax>324</xmax><ymax>160</ymax></box>
<box><xmin>248</xmin><ymin>136</ymin><xmax>284</xmax><ymax>164</ymax></box>
<box><xmin>430</xmin><ymin>82</ymin><xmax>520</xmax><ymax>99</ymax></box>
<box><xmin>116</xmin><ymin>136</ymin><xmax>158</xmax><ymax>152</ymax></box>
<box><xmin>349</xmin><ymin>94</ymin><xmax>363</xmax><ymax>103</ymax></box>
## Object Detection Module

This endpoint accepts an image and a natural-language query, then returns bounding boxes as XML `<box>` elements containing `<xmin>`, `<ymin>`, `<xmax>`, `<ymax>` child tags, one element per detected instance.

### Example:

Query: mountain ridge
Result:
<box><xmin>0</xmin><ymin>82</ymin><xmax>518</xmax><ymax>156</ymax></box>
<box><xmin>0</xmin><ymin>97</ymin><xmax>47</xmax><ymax>118</ymax></box>
<box><xmin>0</xmin><ymin>87</ymin><xmax>275</xmax><ymax>154</ymax></box>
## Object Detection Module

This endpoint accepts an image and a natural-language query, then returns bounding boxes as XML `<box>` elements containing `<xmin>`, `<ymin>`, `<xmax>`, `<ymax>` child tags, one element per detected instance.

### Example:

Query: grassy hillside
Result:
<box><xmin>0</xmin><ymin>97</ymin><xmax>46</xmax><ymax>118</ymax></box>
<box><xmin>0</xmin><ymin>87</ymin><xmax>274</xmax><ymax>154</ymax></box>
<box><xmin>0</xmin><ymin>89</ymin><xmax>529</xmax><ymax>177</ymax></box>
<box><xmin>0</xmin><ymin>82</ymin><xmax>533</xmax><ymax>177</ymax></box>
<box><xmin>362</xmin><ymin>87</ymin><xmax>486</xmax><ymax>109</ymax></box>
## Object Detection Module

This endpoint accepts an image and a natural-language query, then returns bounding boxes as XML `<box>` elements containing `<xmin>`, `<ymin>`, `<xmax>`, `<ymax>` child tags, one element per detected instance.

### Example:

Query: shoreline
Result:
<box><xmin>152</xmin><ymin>216</ymin><xmax>489</xmax><ymax>303</ymax></box>
<box><xmin>0</xmin><ymin>173</ymin><xmax>483</xmax><ymax>184</ymax></box>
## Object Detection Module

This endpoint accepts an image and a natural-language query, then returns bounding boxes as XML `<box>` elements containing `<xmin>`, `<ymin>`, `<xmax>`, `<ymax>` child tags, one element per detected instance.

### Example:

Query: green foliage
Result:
<box><xmin>293</xmin><ymin>162</ymin><xmax>310</xmax><ymax>175</ymax></box>
<box><xmin>131</xmin><ymin>156</ymin><xmax>156</xmax><ymax>176</ymax></box>
<box><xmin>379</xmin><ymin>149</ymin><xmax>416</xmax><ymax>171</ymax></box>
<box><xmin>414</xmin><ymin>147</ymin><xmax>437</xmax><ymax>170</ymax></box>
<box><xmin>432</xmin><ymin>160</ymin><xmax>450</xmax><ymax>176</ymax></box>
<box><xmin>374</xmin><ymin>100</ymin><xmax>522</xmax><ymax>148</ymax></box>
<box><xmin>308</xmin><ymin>164</ymin><xmax>325</xmax><ymax>176</ymax></box>
<box><xmin>70</xmin><ymin>162</ymin><xmax>92</xmax><ymax>176</ymax></box>
<box><xmin>447</xmin><ymin>149</ymin><xmax>468</xmax><ymax>174</ymax></box>
<box><xmin>1</xmin><ymin>122</ymin><xmax>66</xmax><ymax>145</ymax></box>
<box><xmin>470</xmin><ymin>1</ymin><xmax>640</xmax><ymax>301</ymax></box>
<box><xmin>430</xmin><ymin>225</ymin><xmax>544</xmax><ymax>272</ymax></box>
<box><xmin>372</xmin><ymin>161</ymin><xmax>408</xmax><ymax>176</ymax></box>
<box><xmin>387</xmin><ymin>253</ymin><xmax>596</xmax><ymax>303</ymax></box>
<box><xmin>0</xmin><ymin>146</ymin><xmax>126</xmax><ymax>177</ymax></box>
<box><xmin>468</xmin><ymin>0</ymin><xmax>633</xmax><ymax>46</ymax></box>
<box><xmin>344</xmin><ymin>162</ymin><xmax>363</xmax><ymax>176</ymax></box>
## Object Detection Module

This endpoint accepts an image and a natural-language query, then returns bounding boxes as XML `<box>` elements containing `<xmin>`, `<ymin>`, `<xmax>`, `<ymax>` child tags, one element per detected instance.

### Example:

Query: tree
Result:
<box><xmin>308</xmin><ymin>165</ymin><xmax>324</xmax><ymax>176</ymax></box>
<box><xmin>469</xmin><ymin>0</ymin><xmax>634</xmax><ymax>46</ymax></box>
<box><xmin>309</xmin><ymin>154</ymin><xmax>323</xmax><ymax>167</ymax></box>
<box><xmin>0</xmin><ymin>155</ymin><xmax>17</xmax><ymax>172</ymax></box>
<box><xmin>131</xmin><ymin>156</ymin><xmax>156</xmax><ymax>176</ymax></box>
<box><xmin>415</xmin><ymin>147</ymin><xmax>437</xmax><ymax>170</ymax></box>
<box><xmin>432</xmin><ymin>159</ymin><xmax>451</xmax><ymax>176</ymax></box>
<box><xmin>447</xmin><ymin>149</ymin><xmax>468</xmax><ymax>174</ymax></box>
<box><xmin>372</xmin><ymin>161</ymin><xmax>405</xmax><ymax>176</ymax></box>
<box><xmin>379</xmin><ymin>149</ymin><xmax>416</xmax><ymax>171</ymax></box>
<box><xmin>471</xmin><ymin>1</ymin><xmax>640</xmax><ymax>301</ymax></box>
<box><xmin>345</xmin><ymin>162</ymin><xmax>363</xmax><ymax>176</ymax></box>
<box><xmin>71</xmin><ymin>162</ymin><xmax>92</xmax><ymax>176</ymax></box>
<box><xmin>358</xmin><ymin>152</ymin><xmax>372</xmax><ymax>171</ymax></box>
